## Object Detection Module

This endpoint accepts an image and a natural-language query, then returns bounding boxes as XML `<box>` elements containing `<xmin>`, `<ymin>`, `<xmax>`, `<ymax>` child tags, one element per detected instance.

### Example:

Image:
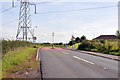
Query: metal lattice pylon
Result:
<box><xmin>16</xmin><ymin>0</ymin><xmax>34</xmax><ymax>41</ymax></box>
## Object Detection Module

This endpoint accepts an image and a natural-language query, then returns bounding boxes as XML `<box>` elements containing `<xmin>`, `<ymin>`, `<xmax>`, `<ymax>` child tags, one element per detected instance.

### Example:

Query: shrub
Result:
<box><xmin>68</xmin><ymin>41</ymin><xmax>76</xmax><ymax>46</ymax></box>
<box><xmin>81</xmin><ymin>35</ymin><xmax>86</xmax><ymax>41</ymax></box>
<box><xmin>91</xmin><ymin>49</ymin><xmax>98</xmax><ymax>52</ymax></box>
<box><xmin>97</xmin><ymin>45</ymin><xmax>107</xmax><ymax>53</ymax></box>
<box><xmin>116</xmin><ymin>30</ymin><xmax>120</xmax><ymax>39</ymax></box>
<box><xmin>77</xmin><ymin>39</ymin><xmax>119</xmax><ymax>56</ymax></box>
<box><xmin>2</xmin><ymin>40</ymin><xmax>32</xmax><ymax>54</ymax></box>
<box><xmin>102</xmin><ymin>50</ymin><xmax>110</xmax><ymax>54</ymax></box>
<box><xmin>78</xmin><ymin>41</ymin><xmax>95</xmax><ymax>50</ymax></box>
<box><xmin>108</xmin><ymin>45</ymin><xmax>112</xmax><ymax>50</ymax></box>
<box><xmin>100</xmin><ymin>40</ymin><xmax>105</xmax><ymax>44</ymax></box>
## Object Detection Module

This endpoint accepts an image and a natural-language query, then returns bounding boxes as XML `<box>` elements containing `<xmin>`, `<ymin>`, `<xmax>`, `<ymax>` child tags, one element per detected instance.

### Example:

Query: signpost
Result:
<box><xmin>71</xmin><ymin>35</ymin><xmax>75</xmax><ymax>49</ymax></box>
<box><xmin>52</xmin><ymin>32</ymin><xmax>54</xmax><ymax>49</ymax></box>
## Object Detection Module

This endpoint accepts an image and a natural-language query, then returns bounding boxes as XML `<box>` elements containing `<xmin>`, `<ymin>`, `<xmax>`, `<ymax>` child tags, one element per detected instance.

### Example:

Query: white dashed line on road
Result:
<box><xmin>73</xmin><ymin>56</ymin><xmax>94</xmax><ymax>65</ymax></box>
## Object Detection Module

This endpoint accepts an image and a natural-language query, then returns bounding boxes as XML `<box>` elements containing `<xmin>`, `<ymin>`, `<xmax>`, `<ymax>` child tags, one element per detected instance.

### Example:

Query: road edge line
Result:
<box><xmin>35</xmin><ymin>47</ymin><xmax>43</xmax><ymax>79</ymax></box>
<box><xmin>65</xmin><ymin>48</ymin><xmax>120</xmax><ymax>61</ymax></box>
<box><xmin>36</xmin><ymin>47</ymin><xmax>40</xmax><ymax>61</ymax></box>
<box><xmin>73</xmin><ymin>56</ymin><xmax>94</xmax><ymax>65</ymax></box>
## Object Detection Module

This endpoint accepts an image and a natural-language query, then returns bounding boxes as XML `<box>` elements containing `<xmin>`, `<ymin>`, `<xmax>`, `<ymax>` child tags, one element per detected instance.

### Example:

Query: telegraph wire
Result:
<box><xmin>2</xmin><ymin>5</ymin><xmax>117</xmax><ymax>25</ymax></box>
<box><xmin>0</xmin><ymin>7</ymin><xmax>13</xmax><ymax>13</ymax></box>
<box><xmin>36</xmin><ymin>5</ymin><xmax>117</xmax><ymax>14</ymax></box>
<box><xmin>0</xmin><ymin>3</ymin><xmax>117</xmax><ymax>14</ymax></box>
<box><xmin>0</xmin><ymin>5</ymin><xmax>19</xmax><ymax>14</ymax></box>
<box><xmin>35</xmin><ymin>2</ymin><xmax>51</xmax><ymax>5</ymax></box>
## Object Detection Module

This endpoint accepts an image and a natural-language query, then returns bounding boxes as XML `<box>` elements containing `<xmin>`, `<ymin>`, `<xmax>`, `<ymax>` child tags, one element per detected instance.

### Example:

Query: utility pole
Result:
<box><xmin>16</xmin><ymin>0</ymin><xmax>36</xmax><ymax>41</ymax></box>
<box><xmin>52</xmin><ymin>32</ymin><xmax>54</xmax><ymax>44</ymax></box>
<box><xmin>52</xmin><ymin>32</ymin><xmax>54</xmax><ymax>48</ymax></box>
<box><xmin>12</xmin><ymin>0</ymin><xmax>14</xmax><ymax>7</ymax></box>
<box><xmin>71</xmin><ymin>35</ymin><xmax>75</xmax><ymax>49</ymax></box>
<box><xmin>118</xmin><ymin>1</ymin><xmax>120</xmax><ymax>31</ymax></box>
<box><xmin>33</xmin><ymin>26</ymin><xmax>37</xmax><ymax>42</ymax></box>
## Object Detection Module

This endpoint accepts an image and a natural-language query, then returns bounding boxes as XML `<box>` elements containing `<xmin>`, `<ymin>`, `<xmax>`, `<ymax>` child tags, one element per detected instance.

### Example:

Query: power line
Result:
<box><xmin>2</xmin><ymin>5</ymin><xmax>117</xmax><ymax>25</ymax></box>
<box><xmin>36</xmin><ymin>5</ymin><xmax>117</xmax><ymax>14</ymax></box>
<box><xmin>36</xmin><ymin>2</ymin><xmax>51</xmax><ymax>5</ymax></box>
<box><xmin>0</xmin><ymin>6</ymin><xmax>19</xmax><ymax>14</ymax></box>
<box><xmin>0</xmin><ymin>7</ymin><xmax>13</xmax><ymax>13</ymax></box>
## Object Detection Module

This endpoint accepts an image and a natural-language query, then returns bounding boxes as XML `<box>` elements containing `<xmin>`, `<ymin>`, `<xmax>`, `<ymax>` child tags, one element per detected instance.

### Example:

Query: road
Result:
<box><xmin>40</xmin><ymin>47</ymin><xmax>118</xmax><ymax>78</ymax></box>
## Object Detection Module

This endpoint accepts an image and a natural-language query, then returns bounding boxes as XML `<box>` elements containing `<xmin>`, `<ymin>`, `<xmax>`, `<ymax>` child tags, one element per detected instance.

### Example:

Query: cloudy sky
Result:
<box><xmin>1</xmin><ymin>0</ymin><xmax>119</xmax><ymax>43</ymax></box>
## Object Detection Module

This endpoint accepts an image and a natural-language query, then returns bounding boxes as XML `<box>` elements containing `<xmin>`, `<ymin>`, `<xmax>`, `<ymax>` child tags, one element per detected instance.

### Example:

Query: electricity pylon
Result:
<box><xmin>16</xmin><ymin>0</ymin><xmax>36</xmax><ymax>41</ymax></box>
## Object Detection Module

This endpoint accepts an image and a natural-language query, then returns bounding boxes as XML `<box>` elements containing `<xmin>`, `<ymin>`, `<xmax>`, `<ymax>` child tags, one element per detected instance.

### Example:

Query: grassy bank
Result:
<box><xmin>2</xmin><ymin>40</ymin><xmax>33</xmax><ymax>54</ymax></box>
<box><xmin>2</xmin><ymin>47</ymin><xmax>39</xmax><ymax>78</ymax></box>
<box><xmin>68</xmin><ymin>43</ymin><xmax>81</xmax><ymax>49</ymax></box>
<box><xmin>68</xmin><ymin>40</ymin><xmax>119</xmax><ymax>56</ymax></box>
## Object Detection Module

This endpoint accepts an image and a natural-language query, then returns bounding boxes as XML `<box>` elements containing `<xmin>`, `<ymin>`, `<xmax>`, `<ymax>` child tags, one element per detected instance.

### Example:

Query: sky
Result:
<box><xmin>0</xmin><ymin>0</ymin><xmax>119</xmax><ymax>43</ymax></box>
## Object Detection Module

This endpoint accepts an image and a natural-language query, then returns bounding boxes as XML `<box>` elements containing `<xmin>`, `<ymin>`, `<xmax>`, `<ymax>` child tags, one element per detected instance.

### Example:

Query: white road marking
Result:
<box><xmin>36</xmin><ymin>48</ymin><xmax>40</xmax><ymax>61</ymax></box>
<box><xmin>73</xmin><ymin>56</ymin><xmax>94</xmax><ymax>65</ymax></box>
<box><xmin>104</xmin><ymin>67</ymin><xmax>107</xmax><ymax>70</ymax></box>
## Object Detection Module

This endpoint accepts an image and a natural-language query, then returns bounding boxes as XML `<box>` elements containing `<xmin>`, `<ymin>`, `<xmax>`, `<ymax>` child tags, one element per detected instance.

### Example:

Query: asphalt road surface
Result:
<box><xmin>40</xmin><ymin>47</ymin><xmax>118</xmax><ymax>78</ymax></box>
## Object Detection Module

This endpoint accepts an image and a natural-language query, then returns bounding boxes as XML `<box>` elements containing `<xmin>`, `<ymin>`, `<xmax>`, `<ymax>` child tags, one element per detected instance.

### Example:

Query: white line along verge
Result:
<box><xmin>73</xmin><ymin>56</ymin><xmax>94</xmax><ymax>65</ymax></box>
<box><xmin>36</xmin><ymin>47</ymin><xmax>40</xmax><ymax>61</ymax></box>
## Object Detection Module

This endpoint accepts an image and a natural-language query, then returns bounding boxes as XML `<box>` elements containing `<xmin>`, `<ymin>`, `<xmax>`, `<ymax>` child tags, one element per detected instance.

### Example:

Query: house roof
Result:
<box><xmin>94</xmin><ymin>35</ymin><xmax>117</xmax><ymax>39</ymax></box>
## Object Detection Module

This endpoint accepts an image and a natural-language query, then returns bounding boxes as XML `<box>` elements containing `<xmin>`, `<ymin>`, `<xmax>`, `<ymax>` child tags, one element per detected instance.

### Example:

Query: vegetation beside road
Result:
<box><xmin>2</xmin><ymin>47</ymin><xmax>39</xmax><ymax>78</ymax></box>
<box><xmin>39</xmin><ymin>42</ymin><xmax>68</xmax><ymax>48</ymax></box>
<box><xmin>68</xmin><ymin>30</ymin><xmax>120</xmax><ymax>56</ymax></box>
<box><xmin>2</xmin><ymin>40</ymin><xmax>33</xmax><ymax>54</ymax></box>
<box><xmin>68</xmin><ymin>43</ymin><xmax>81</xmax><ymax>49</ymax></box>
<box><xmin>69</xmin><ymin>40</ymin><xmax>119</xmax><ymax>56</ymax></box>
<box><xmin>78</xmin><ymin>40</ymin><xmax>119</xmax><ymax>56</ymax></box>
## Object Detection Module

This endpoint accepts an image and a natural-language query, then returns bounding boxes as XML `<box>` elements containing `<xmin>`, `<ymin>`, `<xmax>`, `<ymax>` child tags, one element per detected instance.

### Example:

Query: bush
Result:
<box><xmin>76</xmin><ymin>39</ymin><xmax>119</xmax><ymax>56</ymax></box>
<box><xmin>68</xmin><ymin>41</ymin><xmax>76</xmax><ymax>46</ymax></box>
<box><xmin>81</xmin><ymin>35</ymin><xmax>86</xmax><ymax>41</ymax></box>
<box><xmin>2</xmin><ymin>40</ymin><xmax>32</xmax><ymax>54</ymax></box>
<box><xmin>78</xmin><ymin>41</ymin><xmax>95</xmax><ymax>50</ymax></box>
<box><xmin>100</xmin><ymin>40</ymin><xmax>105</xmax><ymax>44</ymax></box>
<box><xmin>110</xmin><ymin>52</ymin><xmax>120</xmax><ymax>56</ymax></box>
<box><xmin>102</xmin><ymin>50</ymin><xmax>110</xmax><ymax>54</ymax></box>
<box><xmin>91</xmin><ymin>49</ymin><xmax>98</xmax><ymax>52</ymax></box>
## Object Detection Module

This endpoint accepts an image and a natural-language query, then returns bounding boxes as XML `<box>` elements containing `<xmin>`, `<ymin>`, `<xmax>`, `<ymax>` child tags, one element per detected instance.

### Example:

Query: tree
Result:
<box><xmin>59</xmin><ymin>42</ymin><xmax>63</xmax><ymax>45</ymax></box>
<box><xmin>81</xmin><ymin>35</ymin><xmax>86</xmax><ymax>41</ymax></box>
<box><xmin>75</xmin><ymin>37</ymin><xmax>80</xmax><ymax>43</ymax></box>
<box><xmin>78</xmin><ymin>41</ymin><xmax>95</xmax><ymax>50</ymax></box>
<box><xmin>116</xmin><ymin>30</ymin><xmax>120</xmax><ymax>39</ymax></box>
<box><xmin>68</xmin><ymin>41</ymin><xmax>75</xmax><ymax>46</ymax></box>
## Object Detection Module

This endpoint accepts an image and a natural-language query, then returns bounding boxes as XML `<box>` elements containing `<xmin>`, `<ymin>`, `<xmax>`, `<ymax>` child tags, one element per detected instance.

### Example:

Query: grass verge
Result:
<box><xmin>2</xmin><ymin>47</ymin><xmax>39</xmax><ymax>78</ymax></box>
<box><xmin>68</xmin><ymin>43</ymin><xmax>81</xmax><ymax>49</ymax></box>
